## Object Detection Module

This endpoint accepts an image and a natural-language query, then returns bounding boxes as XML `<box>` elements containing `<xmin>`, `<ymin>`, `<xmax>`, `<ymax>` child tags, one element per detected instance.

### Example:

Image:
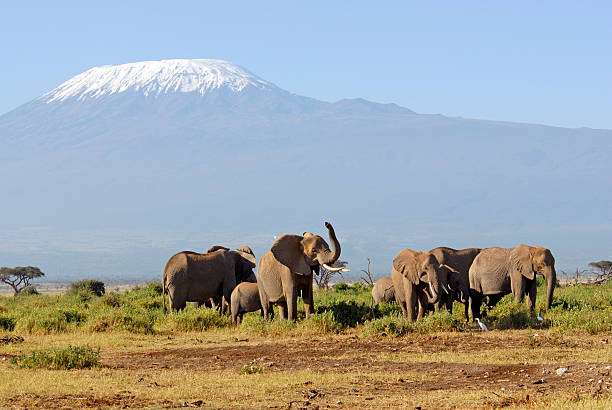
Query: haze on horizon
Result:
<box><xmin>0</xmin><ymin>2</ymin><xmax>611</xmax><ymax>283</ymax></box>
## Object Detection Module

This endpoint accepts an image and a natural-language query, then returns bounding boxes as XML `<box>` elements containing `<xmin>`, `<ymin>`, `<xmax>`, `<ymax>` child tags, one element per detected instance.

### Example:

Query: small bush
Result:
<box><xmin>168</xmin><ymin>308</ymin><xmax>231</xmax><ymax>331</ymax></box>
<box><xmin>333</xmin><ymin>283</ymin><xmax>350</xmax><ymax>291</ymax></box>
<box><xmin>18</xmin><ymin>286</ymin><xmax>40</xmax><ymax>296</ymax></box>
<box><xmin>0</xmin><ymin>316</ymin><xmax>16</xmax><ymax>331</ymax></box>
<box><xmin>11</xmin><ymin>346</ymin><xmax>99</xmax><ymax>370</ymax></box>
<box><xmin>488</xmin><ymin>299</ymin><xmax>540</xmax><ymax>330</ymax></box>
<box><xmin>317</xmin><ymin>300</ymin><xmax>370</xmax><ymax>328</ymax></box>
<box><xmin>69</xmin><ymin>280</ymin><xmax>105</xmax><ymax>297</ymax></box>
<box><xmin>302</xmin><ymin>311</ymin><xmax>343</xmax><ymax>334</ymax></box>
<box><xmin>240</xmin><ymin>359</ymin><xmax>263</xmax><ymax>374</ymax></box>
<box><xmin>362</xmin><ymin>313</ymin><xmax>415</xmax><ymax>337</ymax></box>
<box><xmin>102</xmin><ymin>292</ymin><xmax>121</xmax><ymax>307</ymax></box>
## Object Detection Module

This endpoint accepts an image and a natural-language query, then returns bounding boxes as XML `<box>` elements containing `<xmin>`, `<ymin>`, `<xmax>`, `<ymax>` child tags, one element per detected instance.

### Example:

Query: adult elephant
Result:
<box><xmin>468</xmin><ymin>245</ymin><xmax>557</xmax><ymax>319</ymax></box>
<box><xmin>191</xmin><ymin>245</ymin><xmax>258</xmax><ymax>311</ymax></box>
<box><xmin>371</xmin><ymin>277</ymin><xmax>395</xmax><ymax>304</ymax></box>
<box><xmin>417</xmin><ymin>264</ymin><xmax>470</xmax><ymax>318</ymax></box>
<box><xmin>258</xmin><ymin>221</ymin><xmax>341</xmax><ymax>321</ymax></box>
<box><xmin>162</xmin><ymin>246</ymin><xmax>256</xmax><ymax>313</ymax></box>
<box><xmin>391</xmin><ymin>249</ymin><xmax>449</xmax><ymax>321</ymax></box>
<box><xmin>428</xmin><ymin>247</ymin><xmax>481</xmax><ymax>319</ymax></box>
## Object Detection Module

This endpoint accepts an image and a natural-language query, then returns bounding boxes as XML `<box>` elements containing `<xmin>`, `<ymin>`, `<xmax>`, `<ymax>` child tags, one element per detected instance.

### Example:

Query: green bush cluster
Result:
<box><xmin>11</xmin><ymin>345</ymin><xmax>99</xmax><ymax>370</ymax></box>
<box><xmin>68</xmin><ymin>279</ymin><xmax>106</xmax><ymax>297</ymax></box>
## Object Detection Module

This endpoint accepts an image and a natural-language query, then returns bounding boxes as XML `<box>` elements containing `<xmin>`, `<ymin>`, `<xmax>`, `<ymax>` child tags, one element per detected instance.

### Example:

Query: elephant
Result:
<box><xmin>162</xmin><ymin>246</ymin><xmax>256</xmax><ymax>313</ymax></box>
<box><xmin>190</xmin><ymin>245</ymin><xmax>257</xmax><ymax>311</ymax></box>
<box><xmin>468</xmin><ymin>245</ymin><xmax>557</xmax><ymax>319</ymax></box>
<box><xmin>417</xmin><ymin>264</ymin><xmax>470</xmax><ymax>318</ymax></box>
<box><xmin>257</xmin><ymin>221</ymin><xmax>341</xmax><ymax>321</ymax></box>
<box><xmin>230</xmin><ymin>282</ymin><xmax>269</xmax><ymax>325</ymax></box>
<box><xmin>391</xmin><ymin>249</ymin><xmax>449</xmax><ymax>321</ymax></box>
<box><xmin>427</xmin><ymin>247</ymin><xmax>481</xmax><ymax>319</ymax></box>
<box><xmin>371</xmin><ymin>277</ymin><xmax>395</xmax><ymax>304</ymax></box>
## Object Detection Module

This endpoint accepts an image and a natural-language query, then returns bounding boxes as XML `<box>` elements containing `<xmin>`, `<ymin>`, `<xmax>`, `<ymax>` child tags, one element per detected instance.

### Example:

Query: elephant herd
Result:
<box><xmin>162</xmin><ymin>222</ymin><xmax>341</xmax><ymax>323</ymax></box>
<box><xmin>374</xmin><ymin>245</ymin><xmax>557</xmax><ymax>321</ymax></box>
<box><xmin>162</xmin><ymin>221</ymin><xmax>557</xmax><ymax>324</ymax></box>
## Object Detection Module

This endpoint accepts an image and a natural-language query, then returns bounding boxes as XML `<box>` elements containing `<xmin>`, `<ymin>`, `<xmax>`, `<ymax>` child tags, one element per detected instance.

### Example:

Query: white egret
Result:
<box><xmin>475</xmin><ymin>318</ymin><xmax>488</xmax><ymax>331</ymax></box>
<box><xmin>537</xmin><ymin>312</ymin><xmax>544</xmax><ymax>322</ymax></box>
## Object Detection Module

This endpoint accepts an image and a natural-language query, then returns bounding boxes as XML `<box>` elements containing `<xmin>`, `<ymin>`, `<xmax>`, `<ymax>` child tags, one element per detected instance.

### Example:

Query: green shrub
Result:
<box><xmin>0</xmin><ymin>316</ymin><xmax>16</xmax><ymax>331</ymax></box>
<box><xmin>11</xmin><ymin>346</ymin><xmax>99</xmax><ymax>370</ymax></box>
<box><xmin>69</xmin><ymin>280</ymin><xmax>105</xmax><ymax>297</ymax></box>
<box><xmin>302</xmin><ymin>311</ymin><xmax>343</xmax><ymax>333</ymax></box>
<box><xmin>317</xmin><ymin>300</ymin><xmax>371</xmax><ymax>328</ymax></box>
<box><xmin>487</xmin><ymin>299</ymin><xmax>540</xmax><ymax>330</ymax></box>
<box><xmin>333</xmin><ymin>283</ymin><xmax>350</xmax><ymax>291</ymax></box>
<box><xmin>102</xmin><ymin>292</ymin><xmax>121</xmax><ymax>307</ymax></box>
<box><xmin>18</xmin><ymin>286</ymin><xmax>40</xmax><ymax>296</ymax></box>
<box><xmin>168</xmin><ymin>308</ymin><xmax>231</xmax><ymax>331</ymax></box>
<box><xmin>362</xmin><ymin>313</ymin><xmax>415</xmax><ymax>337</ymax></box>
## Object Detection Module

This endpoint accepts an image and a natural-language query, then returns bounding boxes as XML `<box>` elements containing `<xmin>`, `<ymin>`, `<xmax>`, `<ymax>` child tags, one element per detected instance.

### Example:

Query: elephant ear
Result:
<box><xmin>393</xmin><ymin>249</ymin><xmax>419</xmax><ymax>285</ymax></box>
<box><xmin>271</xmin><ymin>234</ymin><xmax>312</xmax><ymax>276</ymax></box>
<box><xmin>513</xmin><ymin>245</ymin><xmax>535</xmax><ymax>280</ymax></box>
<box><xmin>207</xmin><ymin>245</ymin><xmax>229</xmax><ymax>253</ymax></box>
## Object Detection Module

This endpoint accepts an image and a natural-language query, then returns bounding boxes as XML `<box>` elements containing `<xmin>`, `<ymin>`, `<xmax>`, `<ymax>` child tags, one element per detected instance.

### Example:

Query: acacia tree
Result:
<box><xmin>588</xmin><ymin>260</ymin><xmax>612</xmax><ymax>283</ymax></box>
<box><xmin>0</xmin><ymin>266</ymin><xmax>45</xmax><ymax>295</ymax></box>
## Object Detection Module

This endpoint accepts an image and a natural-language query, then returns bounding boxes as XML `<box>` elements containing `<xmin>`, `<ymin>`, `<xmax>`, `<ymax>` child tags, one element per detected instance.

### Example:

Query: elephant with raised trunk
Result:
<box><xmin>162</xmin><ymin>246</ymin><xmax>256</xmax><ymax>313</ymax></box>
<box><xmin>258</xmin><ymin>222</ymin><xmax>342</xmax><ymax>321</ymax></box>
<box><xmin>391</xmin><ymin>249</ymin><xmax>449</xmax><ymax>321</ymax></box>
<box><xmin>468</xmin><ymin>245</ymin><xmax>557</xmax><ymax>319</ymax></box>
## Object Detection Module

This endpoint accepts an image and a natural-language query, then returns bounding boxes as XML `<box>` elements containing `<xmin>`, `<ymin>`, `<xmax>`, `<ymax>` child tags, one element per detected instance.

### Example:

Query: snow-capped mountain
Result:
<box><xmin>40</xmin><ymin>59</ymin><xmax>275</xmax><ymax>102</ymax></box>
<box><xmin>0</xmin><ymin>59</ymin><xmax>610</xmax><ymax>281</ymax></box>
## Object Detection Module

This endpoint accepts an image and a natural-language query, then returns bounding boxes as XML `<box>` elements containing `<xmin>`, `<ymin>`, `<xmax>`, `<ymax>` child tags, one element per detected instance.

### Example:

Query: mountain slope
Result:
<box><xmin>0</xmin><ymin>59</ymin><xmax>610</xmax><ymax>280</ymax></box>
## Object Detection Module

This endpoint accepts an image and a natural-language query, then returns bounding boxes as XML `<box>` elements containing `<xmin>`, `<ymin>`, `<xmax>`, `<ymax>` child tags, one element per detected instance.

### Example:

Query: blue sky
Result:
<box><xmin>1</xmin><ymin>1</ymin><xmax>611</xmax><ymax>128</ymax></box>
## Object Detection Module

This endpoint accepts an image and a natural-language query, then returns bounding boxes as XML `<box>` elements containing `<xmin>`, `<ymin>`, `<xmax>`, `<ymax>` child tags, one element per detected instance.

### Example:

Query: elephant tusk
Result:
<box><xmin>429</xmin><ymin>282</ymin><xmax>437</xmax><ymax>299</ymax></box>
<box><xmin>340</xmin><ymin>268</ymin><xmax>350</xmax><ymax>272</ymax></box>
<box><xmin>323</xmin><ymin>264</ymin><xmax>344</xmax><ymax>272</ymax></box>
<box><xmin>443</xmin><ymin>284</ymin><xmax>451</xmax><ymax>294</ymax></box>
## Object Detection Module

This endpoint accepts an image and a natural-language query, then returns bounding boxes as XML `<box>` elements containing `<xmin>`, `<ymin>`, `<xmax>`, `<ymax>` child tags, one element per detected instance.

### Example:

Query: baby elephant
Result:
<box><xmin>230</xmin><ymin>282</ymin><xmax>264</xmax><ymax>325</ymax></box>
<box><xmin>372</xmin><ymin>277</ymin><xmax>395</xmax><ymax>304</ymax></box>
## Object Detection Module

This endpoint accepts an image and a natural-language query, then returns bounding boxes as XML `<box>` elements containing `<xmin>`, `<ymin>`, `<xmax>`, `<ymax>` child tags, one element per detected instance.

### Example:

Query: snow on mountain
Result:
<box><xmin>40</xmin><ymin>59</ymin><xmax>275</xmax><ymax>103</ymax></box>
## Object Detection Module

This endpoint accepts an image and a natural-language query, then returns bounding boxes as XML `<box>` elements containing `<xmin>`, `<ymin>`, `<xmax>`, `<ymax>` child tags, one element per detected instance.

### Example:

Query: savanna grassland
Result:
<box><xmin>0</xmin><ymin>280</ymin><xmax>611</xmax><ymax>409</ymax></box>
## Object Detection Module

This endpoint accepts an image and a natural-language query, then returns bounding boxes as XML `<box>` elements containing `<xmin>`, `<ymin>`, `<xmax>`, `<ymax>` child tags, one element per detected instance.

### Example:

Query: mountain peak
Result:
<box><xmin>39</xmin><ymin>59</ymin><xmax>274</xmax><ymax>103</ymax></box>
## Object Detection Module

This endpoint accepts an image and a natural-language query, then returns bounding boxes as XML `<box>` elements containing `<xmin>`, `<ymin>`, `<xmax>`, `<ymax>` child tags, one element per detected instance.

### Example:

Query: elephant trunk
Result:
<box><xmin>320</xmin><ymin>222</ymin><xmax>341</xmax><ymax>266</ymax></box>
<box><xmin>545</xmin><ymin>266</ymin><xmax>556</xmax><ymax>310</ymax></box>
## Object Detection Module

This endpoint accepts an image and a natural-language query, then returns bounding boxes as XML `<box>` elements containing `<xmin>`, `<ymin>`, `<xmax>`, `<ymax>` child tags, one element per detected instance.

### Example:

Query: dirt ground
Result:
<box><xmin>2</xmin><ymin>331</ymin><xmax>610</xmax><ymax>409</ymax></box>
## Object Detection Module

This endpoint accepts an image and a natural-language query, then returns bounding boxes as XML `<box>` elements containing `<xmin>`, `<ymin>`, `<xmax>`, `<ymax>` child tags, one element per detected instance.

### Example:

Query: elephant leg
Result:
<box><xmin>286</xmin><ymin>287</ymin><xmax>298</xmax><ymax>321</ymax></box>
<box><xmin>526</xmin><ymin>280</ymin><xmax>537</xmax><ymax>310</ymax></box>
<box><xmin>278</xmin><ymin>302</ymin><xmax>288</xmax><ymax>320</ymax></box>
<box><xmin>303</xmin><ymin>283</ymin><xmax>314</xmax><ymax>319</ymax></box>
<box><xmin>405</xmin><ymin>282</ymin><xmax>418</xmax><ymax>322</ymax></box>
<box><xmin>417</xmin><ymin>291</ymin><xmax>428</xmax><ymax>320</ymax></box>
<box><xmin>511</xmin><ymin>277</ymin><xmax>526</xmax><ymax>303</ymax></box>
<box><xmin>470</xmin><ymin>292</ymin><xmax>483</xmax><ymax>320</ymax></box>
<box><xmin>259</xmin><ymin>288</ymin><xmax>270</xmax><ymax>320</ymax></box>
